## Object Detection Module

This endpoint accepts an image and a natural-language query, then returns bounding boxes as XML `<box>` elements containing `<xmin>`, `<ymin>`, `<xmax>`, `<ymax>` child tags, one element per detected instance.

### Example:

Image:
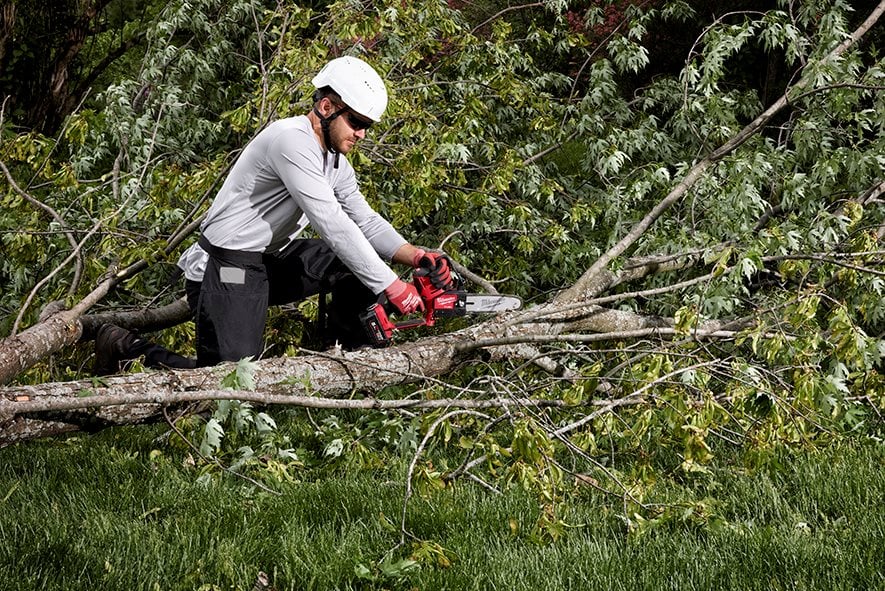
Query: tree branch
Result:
<box><xmin>470</xmin><ymin>2</ymin><xmax>546</xmax><ymax>36</ymax></box>
<box><xmin>559</xmin><ymin>1</ymin><xmax>885</xmax><ymax>303</ymax></box>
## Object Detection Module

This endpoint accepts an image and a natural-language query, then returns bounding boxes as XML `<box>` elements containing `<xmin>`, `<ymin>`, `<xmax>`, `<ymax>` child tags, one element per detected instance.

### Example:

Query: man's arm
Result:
<box><xmin>270</xmin><ymin>134</ymin><xmax>398</xmax><ymax>294</ymax></box>
<box><xmin>392</xmin><ymin>243</ymin><xmax>425</xmax><ymax>266</ymax></box>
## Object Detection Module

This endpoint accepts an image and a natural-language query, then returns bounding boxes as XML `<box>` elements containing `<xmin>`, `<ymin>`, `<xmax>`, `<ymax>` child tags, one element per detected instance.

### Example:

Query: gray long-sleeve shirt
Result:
<box><xmin>177</xmin><ymin>116</ymin><xmax>404</xmax><ymax>294</ymax></box>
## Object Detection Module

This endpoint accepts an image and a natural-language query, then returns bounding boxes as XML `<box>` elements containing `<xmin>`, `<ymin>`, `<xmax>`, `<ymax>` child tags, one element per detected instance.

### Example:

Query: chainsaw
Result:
<box><xmin>360</xmin><ymin>267</ymin><xmax>522</xmax><ymax>347</ymax></box>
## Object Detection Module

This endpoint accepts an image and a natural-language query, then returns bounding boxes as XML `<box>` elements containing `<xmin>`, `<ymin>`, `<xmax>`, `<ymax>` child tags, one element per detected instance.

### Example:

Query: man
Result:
<box><xmin>95</xmin><ymin>56</ymin><xmax>452</xmax><ymax>374</ymax></box>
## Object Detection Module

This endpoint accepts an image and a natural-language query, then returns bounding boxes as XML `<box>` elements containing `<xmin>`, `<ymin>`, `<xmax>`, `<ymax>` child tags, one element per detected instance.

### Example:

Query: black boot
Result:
<box><xmin>94</xmin><ymin>324</ymin><xmax>145</xmax><ymax>376</ymax></box>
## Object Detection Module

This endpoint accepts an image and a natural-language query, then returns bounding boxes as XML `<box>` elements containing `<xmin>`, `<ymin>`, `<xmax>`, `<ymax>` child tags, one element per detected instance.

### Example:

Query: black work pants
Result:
<box><xmin>142</xmin><ymin>238</ymin><xmax>377</xmax><ymax>369</ymax></box>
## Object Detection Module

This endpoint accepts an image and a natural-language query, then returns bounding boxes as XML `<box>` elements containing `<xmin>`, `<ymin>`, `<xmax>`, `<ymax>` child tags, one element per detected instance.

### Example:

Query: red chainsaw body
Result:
<box><xmin>360</xmin><ymin>265</ymin><xmax>522</xmax><ymax>347</ymax></box>
<box><xmin>361</xmin><ymin>272</ymin><xmax>468</xmax><ymax>347</ymax></box>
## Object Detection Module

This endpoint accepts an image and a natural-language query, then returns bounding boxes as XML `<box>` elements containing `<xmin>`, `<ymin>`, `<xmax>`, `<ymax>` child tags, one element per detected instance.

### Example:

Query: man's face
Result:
<box><xmin>326</xmin><ymin>100</ymin><xmax>373</xmax><ymax>154</ymax></box>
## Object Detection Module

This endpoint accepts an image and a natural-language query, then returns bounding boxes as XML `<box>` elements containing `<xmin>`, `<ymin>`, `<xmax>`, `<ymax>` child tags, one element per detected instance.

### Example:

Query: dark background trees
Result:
<box><xmin>0</xmin><ymin>0</ymin><xmax>151</xmax><ymax>133</ymax></box>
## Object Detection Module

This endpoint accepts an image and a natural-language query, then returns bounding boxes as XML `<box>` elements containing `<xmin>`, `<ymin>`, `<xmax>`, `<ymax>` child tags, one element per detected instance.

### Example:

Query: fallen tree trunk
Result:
<box><xmin>0</xmin><ymin>297</ymin><xmax>732</xmax><ymax>445</ymax></box>
<box><xmin>78</xmin><ymin>297</ymin><xmax>192</xmax><ymax>339</ymax></box>
<box><xmin>0</xmin><ymin>310</ymin><xmax>87</xmax><ymax>387</ymax></box>
<box><xmin>0</xmin><ymin>246</ymin><xmax>719</xmax><ymax>445</ymax></box>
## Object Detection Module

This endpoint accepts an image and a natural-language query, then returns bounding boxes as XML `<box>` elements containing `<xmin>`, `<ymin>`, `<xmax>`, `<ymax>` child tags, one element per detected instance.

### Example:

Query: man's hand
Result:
<box><xmin>411</xmin><ymin>249</ymin><xmax>454</xmax><ymax>291</ymax></box>
<box><xmin>384</xmin><ymin>279</ymin><xmax>425</xmax><ymax>315</ymax></box>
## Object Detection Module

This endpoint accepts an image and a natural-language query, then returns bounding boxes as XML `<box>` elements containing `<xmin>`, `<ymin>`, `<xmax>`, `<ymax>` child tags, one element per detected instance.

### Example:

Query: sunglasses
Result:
<box><xmin>344</xmin><ymin>111</ymin><xmax>373</xmax><ymax>131</ymax></box>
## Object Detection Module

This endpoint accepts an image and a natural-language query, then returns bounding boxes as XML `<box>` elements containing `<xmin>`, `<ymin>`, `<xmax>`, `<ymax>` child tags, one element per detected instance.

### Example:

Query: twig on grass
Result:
<box><xmin>161</xmin><ymin>405</ymin><xmax>281</xmax><ymax>496</ymax></box>
<box><xmin>400</xmin><ymin>409</ymin><xmax>491</xmax><ymax>544</ymax></box>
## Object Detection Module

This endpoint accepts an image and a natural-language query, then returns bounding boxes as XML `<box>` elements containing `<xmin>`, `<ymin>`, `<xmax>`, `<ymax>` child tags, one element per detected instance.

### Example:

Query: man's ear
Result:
<box><xmin>319</xmin><ymin>97</ymin><xmax>336</xmax><ymax>117</ymax></box>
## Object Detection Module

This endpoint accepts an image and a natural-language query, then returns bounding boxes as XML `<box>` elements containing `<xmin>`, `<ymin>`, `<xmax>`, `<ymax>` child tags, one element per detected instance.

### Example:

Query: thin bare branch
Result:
<box><xmin>470</xmin><ymin>2</ymin><xmax>546</xmax><ymax>35</ymax></box>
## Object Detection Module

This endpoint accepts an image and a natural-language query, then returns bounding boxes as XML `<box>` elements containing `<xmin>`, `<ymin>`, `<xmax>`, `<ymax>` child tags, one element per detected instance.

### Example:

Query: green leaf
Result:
<box><xmin>199</xmin><ymin>418</ymin><xmax>224</xmax><ymax>457</ymax></box>
<box><xmin>379</xmin><ymin>558</ymin><xmax>419</xmax><ymax>578</ymax></box>
<box><xmin>220</xmin><ymin>357</ymin><xmax>258</xmax><ymax>391</ymax></box>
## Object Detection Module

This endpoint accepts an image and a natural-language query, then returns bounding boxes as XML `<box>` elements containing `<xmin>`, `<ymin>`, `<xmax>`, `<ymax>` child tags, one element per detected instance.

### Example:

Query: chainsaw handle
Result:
<box><xmin>360</xmin><ymin>295</ymin><xmax>430</xmax><ymax>348</ymax></box>
<box><xmin>378</xmin><ymin>292</ymin><xmax>434</xmax><ymax>326</ymax></box>
<box><xmin>361</xmin><ymin>268</ymin><xmax>453</xmax><ymax>347</ymax></box>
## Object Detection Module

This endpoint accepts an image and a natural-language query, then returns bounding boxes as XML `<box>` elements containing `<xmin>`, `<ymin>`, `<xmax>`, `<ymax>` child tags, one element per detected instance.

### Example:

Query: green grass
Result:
<box><xmin>0</xmin><ymin>426</ymin><xmax>882</xmax><ymax>591</ymax></box>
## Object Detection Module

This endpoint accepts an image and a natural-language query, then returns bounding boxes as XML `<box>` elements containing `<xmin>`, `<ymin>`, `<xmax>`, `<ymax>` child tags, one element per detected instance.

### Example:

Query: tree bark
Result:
<box><xmin>78</xmin><ymin>298</ymin><xmax>192</xmax><ymax>340</ymax></box>
<box><xmin>0</xmin><ymin>2</ymin><xmax>14</xmax><ymax>65</ymax></box>
<box><xmin>0</xmin><ymin>292</ymin><xmax>733</xmax><ymax>446</ymax></box>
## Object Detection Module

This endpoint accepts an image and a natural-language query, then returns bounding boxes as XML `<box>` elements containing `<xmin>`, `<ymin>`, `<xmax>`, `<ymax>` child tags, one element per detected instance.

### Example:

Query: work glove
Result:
<box><xmin>411</xmin><ymin>249</ymin><xmax>454</xmax><ymax>291</ymax></box>
<box><xmin>384</xmin><ymin>279</ymin><xmax>425</xmax><ymax>315</ymax></box>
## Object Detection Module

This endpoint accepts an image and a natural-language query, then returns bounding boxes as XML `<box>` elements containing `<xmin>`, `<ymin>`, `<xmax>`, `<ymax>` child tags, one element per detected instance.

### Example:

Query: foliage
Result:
<box><xmin>169</xmin><ymin>359</ymin><xmax>304</xmax><ymax>485</ymax></box>
<box><xmin>4</xmin><ymin>0</ymin><xmax>883</xmax><ymax>333</ymax></box>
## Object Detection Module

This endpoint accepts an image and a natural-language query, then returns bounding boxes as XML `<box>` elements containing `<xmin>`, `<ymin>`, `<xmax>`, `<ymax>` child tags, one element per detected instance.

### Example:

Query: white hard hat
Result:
<box><xmin>312</xmin><ymin>56</ymin><xmax>388</xmax><ymax>122</ymax></box>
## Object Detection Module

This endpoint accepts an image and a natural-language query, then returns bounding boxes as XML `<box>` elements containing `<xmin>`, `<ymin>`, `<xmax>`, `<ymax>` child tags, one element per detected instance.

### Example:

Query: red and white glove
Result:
<box><xmin>384</xmin><ymin>279</ymin><xmax>424</xmax><ymax>315</ymax></box>
<box><xmin>411</xmin><ymin>249</ymin><xmax>454</xmax><ymax>291</ymax></box>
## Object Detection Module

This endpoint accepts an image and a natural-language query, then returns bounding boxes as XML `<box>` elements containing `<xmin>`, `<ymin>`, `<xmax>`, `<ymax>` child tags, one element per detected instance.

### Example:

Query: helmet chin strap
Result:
<box><xmin>313</xmin><ymin>105</ymin><xmax>348</xmax><ymax>169</ymax></box>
